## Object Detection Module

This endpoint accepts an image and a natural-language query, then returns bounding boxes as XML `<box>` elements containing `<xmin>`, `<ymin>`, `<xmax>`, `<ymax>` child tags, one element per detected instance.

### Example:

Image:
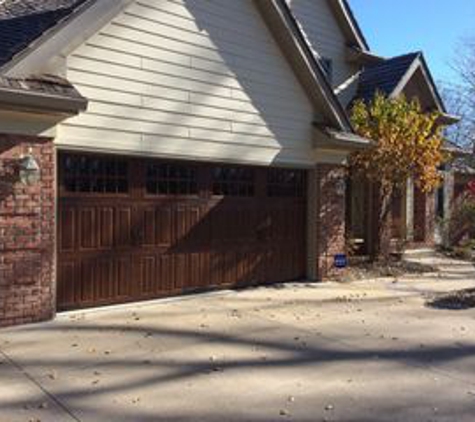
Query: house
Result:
<box><xmin>345</xmin><ymin>52</ymin><xmax>459</xmax><ymax>253</ymax></box>
<box><xmin>0</xmin><ymin>0</ymin><xmax>454</xmax><ymax>328</ymax></box>
<box><xmin>451</xmin><ymin>151</ymin><xmax>475</xmax><ymax>201</ymax></box>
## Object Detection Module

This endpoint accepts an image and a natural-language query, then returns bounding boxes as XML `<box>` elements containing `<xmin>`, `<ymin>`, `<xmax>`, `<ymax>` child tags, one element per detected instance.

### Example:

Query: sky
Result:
<box><xmin>348</xmin><ymin>0</ymin><xmax>475</xmax><ymax>84</ymax></box>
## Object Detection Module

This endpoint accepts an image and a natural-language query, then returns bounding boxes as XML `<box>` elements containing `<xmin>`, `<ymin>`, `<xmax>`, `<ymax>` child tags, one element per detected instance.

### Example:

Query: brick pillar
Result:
<box><xmin>0</xmin><ymin>135</ymin><xmax>55</xmax><ymax>328</ymax></box>
<box><xmin>315</xmin><ymin>164</ymin><xmax>346</xmax><ymax>280</ymax></box>
<box><xmin>425</xmin><ymin>191</ymin><xmax>436</xmax><ymax>245</ymax></box>
<box><xmin>413</xmin><ymin>186</ymin><xmax>436</xmax><ymax>246</ymax></box>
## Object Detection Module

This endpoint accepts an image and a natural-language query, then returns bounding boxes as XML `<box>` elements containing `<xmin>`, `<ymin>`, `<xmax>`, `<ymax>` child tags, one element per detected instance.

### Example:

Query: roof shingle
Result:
<box><xmin>0</xmin><ymin>0</ymin><xmax>90</xmax><ymax>68</ymax></box>
<box><xmin>355</xmin><ymin>52</ymin><xmax>420</xmax><ymax>103</ymax></box>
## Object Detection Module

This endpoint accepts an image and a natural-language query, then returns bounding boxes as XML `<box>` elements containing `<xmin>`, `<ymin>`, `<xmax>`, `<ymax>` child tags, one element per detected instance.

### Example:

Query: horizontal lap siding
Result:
<box><xmin>287</xmin><ymin>0</ymin><xmax>359</xmax><ymax>106</ymax></box>
<box><xmin>58</xmin><ymin>0</ymin><xmax>314</xmax><ymax>166</ymax></box>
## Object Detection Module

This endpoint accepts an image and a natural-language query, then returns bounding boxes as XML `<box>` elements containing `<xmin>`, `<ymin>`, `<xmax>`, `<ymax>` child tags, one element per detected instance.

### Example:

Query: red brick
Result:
<box><xmin>0</xmin><ymin>135</ymin><xmax>55</xmax><ymax>328</ymax></box>
<box><xmin>315</xmin><ymin>164</ymin><xmax>346</xmax><ymax>280</ymax></box>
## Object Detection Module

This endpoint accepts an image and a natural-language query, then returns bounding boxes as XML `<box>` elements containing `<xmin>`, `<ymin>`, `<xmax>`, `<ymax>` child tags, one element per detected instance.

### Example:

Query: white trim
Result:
<box><xmin>334</xmin><ymin>71</ymin><xmax>361</xmax><ymax>95</ymax></box>
<box><xmin>55</xmin><ymin>143</ymin><xmax>317</xmax><ymax>169</ymax></box>
<box><xmin>417</xmin><ymin>61</ymin><xmax>445</xmax><ymax>112</ymax></box>
<box><xmin>314</xmin><ymin>148</ymin><xmax>348</xmax><ymax>165</ymax></box>
<box><xmin>255</xmin><ymin>0</ymin><xmax>353</xmax><ymax>132</ymax></box>
<box><xmin>390</xmin><ymin>57</ymin><xmax>421</xmax><ymax>99</ymax></box>
<box><xmin>335</xmin><ymin>0</ymin><xmax>369</xmax><ymax>51</ymax></box>
<box><xmin>4</xmin><ymin>0</ymin><xmax>135</xmax><ymax>77</ymax></box>
<box><xmin>391</xmin><ymin>56</ymin><xmax>444</xmax><ymax>113</ymax></box>
<box><xmin>0</xmin><ymin>110</ymin><xmax>60</xmax><ymax>137</ymax></box>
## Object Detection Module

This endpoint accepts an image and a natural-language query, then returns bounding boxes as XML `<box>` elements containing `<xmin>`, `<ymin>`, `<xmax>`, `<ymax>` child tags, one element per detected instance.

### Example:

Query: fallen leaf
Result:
<box><xmin>279</xmin><ymin>409</ymin><xmax>290</xmax><ymax>416</ymax></box>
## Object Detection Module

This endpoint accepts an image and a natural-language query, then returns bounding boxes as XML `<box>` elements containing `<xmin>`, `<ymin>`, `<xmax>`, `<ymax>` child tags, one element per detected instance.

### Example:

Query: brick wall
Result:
<box><xmin>0</xmin><ymin>135</ymin><xmax>55</xmax><ymax>328</ymax></box>
<box><xmin>413</xmin><ymin>187</ymin><xmax>436</xmax><ymax>246</ymax></box>
<box><xmin>315</xmin><ymin>164</ymin><xmax>346</xmax><ymax>280</ymax></box>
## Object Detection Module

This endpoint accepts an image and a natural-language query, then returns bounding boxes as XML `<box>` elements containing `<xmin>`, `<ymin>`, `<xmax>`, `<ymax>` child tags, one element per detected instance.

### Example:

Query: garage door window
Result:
<box><xmin>212</xmin><ymin>166</ymin><xmax>255</xmax><ymax>197</ymax></box>
<box><xmin>146</xmin><ymin>162</ymin><xmax>198</xmax><ymax>195</ymax></box>
<box><xmin>267</xmin><ymin>169</ymin><xmax>305</xmax><ymax>198</ymax></box>
<box><xmin>61</xmin><ymin>154</ymin><xmax>128</xmax><ymax>194</ymax></box>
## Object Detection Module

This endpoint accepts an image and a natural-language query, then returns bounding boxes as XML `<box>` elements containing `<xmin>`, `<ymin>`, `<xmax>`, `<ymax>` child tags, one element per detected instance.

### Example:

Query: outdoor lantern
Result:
<box><xmin>335</xmin><ymin>178</ymin><xmax>346</xmax><ymax>196</ymax></box>
<box><xmin>19</xmin><ymin>149</ymin><xmax>41</xmax><ymax>186</ymax></box>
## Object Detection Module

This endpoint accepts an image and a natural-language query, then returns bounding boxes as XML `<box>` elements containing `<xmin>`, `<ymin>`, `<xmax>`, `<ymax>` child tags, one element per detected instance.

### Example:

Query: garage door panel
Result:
<box><xmin>116</xmin><ymin>208</ymin><xmax>133</xmax><ymax>247</ymax></box>
<box><xmin>57</xmin><ymin>261</ymin><xmax>76</xmax><ymax>308</ymax></box>
<box><xmin>79</xmin><ymin>208</ymin><xmax>97</xmax><ymax>250</ymax></box>
<box><xmin>59</xmin><ymin>208</ymin><xmax>76</xmax><ymax>252</ymax></box>
<box><xmin>137</xmin><ymin>255</ymin><xmax>158</xmax><ymax>295</ymax></box>
<box><xmin>58</xmin><ymin>153</ymin><xmax>306</xmax><ymax>310</ymax></box>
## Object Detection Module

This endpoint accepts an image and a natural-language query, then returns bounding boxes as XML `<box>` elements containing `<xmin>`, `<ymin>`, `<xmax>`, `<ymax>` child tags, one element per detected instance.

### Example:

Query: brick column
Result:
<box><xmin>314</xmin><ymin>164</ymin><xmax>346</xmax><ymax>280</ymax></box>
<box><xmin>413</xmin><ymin>186</ymin><xmax>436</xmax><ymax>246</ymax></box>
<box><xmin>425</xmin><ymin>191</ymin><xmax>436</xmax><ymax>245</ymax></box>
<box><xmin>0</xmin><ymin>135</ymin><xmax>55</xmax><ymax>328</ymax></box>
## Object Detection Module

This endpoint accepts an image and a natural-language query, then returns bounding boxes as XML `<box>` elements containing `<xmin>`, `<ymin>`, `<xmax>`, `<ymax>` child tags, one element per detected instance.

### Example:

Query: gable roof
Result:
<box><xmin>258</xmin><ymin>0</ymin><xmax>354</xmax><ymax>132</ymax></box>
<box><xmin>355</xmin><ymin>52</ymin><xmax>421</xmax><ymax>103</ymax></box>
<box><xmin>0</xmin><ymin>0</ymin><xmax>91</xmax><ymax>68</ymax></box>
<box><xmin>354</xmin><ymin>51</ymin><xmax>462</xmax><ymax>126</ymax></box>
<box><xmin>0</xmin><ymin>0</ymin><xmax>370</xmax><ymax>147</ymax></box>
<box><xmin>330</xmin><ymin>0</ymin><xmax>370</xmax><ymax>51</ymax></box>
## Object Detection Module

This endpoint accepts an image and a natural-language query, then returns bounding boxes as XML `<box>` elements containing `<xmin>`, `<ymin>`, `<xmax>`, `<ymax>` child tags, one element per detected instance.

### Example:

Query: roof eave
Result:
<box><xmin>438</xmin><ymin>113</ymin><xmax>461</xmax><ymax>126</ymax></box>
<box><xmin>346</xmin><ymin>46</ymin><xmax>385</xmax><ymax>65</ymax></box>
<box><xmin>390</xmin><ymin>53</ymin><xmax>449</xmax><ymax>115</ymax></box>
<box><xmin>328</xmin><ymin>0</ymin><xmax>370</xmax><ymax>52</ymax></box>
<box><xmin>0</xmin><ymin>86</ymin><xmax>88</xmax><ymax>116</ymax></box>
<box><xmin>315</xmin><ymin>125</ymin><xmax>373</xmax><ymax>151</ymax></box>
<box><xmin>0</xmin><ymin>1</ymin><xmax>95</xmax><ymax>75</ymax></box>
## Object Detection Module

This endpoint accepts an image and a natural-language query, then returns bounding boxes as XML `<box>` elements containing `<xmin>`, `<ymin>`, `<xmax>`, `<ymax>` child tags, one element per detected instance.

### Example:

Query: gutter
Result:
<box><xmin>0</xmin><ymin>85</ymin><xmax>88</xmax><ymax>116</ymax></box>
<box><xmin>438</xmin><ymin>113</ymin><xmax>461</xmax><ymax>126</ymax></box>
<box><xmin>314</xmin><ymin>125</ymin><xmax>373</xmax><ymax>151</ymax></box>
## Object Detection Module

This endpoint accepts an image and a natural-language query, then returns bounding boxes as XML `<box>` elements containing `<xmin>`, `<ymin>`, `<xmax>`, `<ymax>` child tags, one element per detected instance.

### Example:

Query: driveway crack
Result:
<box><xmin>0</xmin><ymin>347</ymin><xmax>82</xmax><ymax>421</ymax></box>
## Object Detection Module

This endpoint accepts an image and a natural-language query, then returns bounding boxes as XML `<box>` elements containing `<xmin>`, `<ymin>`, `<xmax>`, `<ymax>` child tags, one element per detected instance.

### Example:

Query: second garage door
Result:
<box><xmin>57</xmin><ymin>153</ymin><xmax>307</xmax><ymax>310</ymax></box>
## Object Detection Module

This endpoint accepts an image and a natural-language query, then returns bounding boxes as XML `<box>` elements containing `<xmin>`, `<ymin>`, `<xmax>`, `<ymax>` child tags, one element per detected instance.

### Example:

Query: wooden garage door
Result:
<box><xmin>57</xmin><ymin>153</ymin><xmax>306</xmax><ymax>310</ymax></box>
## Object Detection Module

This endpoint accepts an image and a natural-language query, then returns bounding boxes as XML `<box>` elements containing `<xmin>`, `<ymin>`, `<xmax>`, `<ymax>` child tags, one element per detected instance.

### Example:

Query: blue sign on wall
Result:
<box><xmin>334</xmin><ymin>254</ymin><xmax>348</xmax><ymax>269</ymax></box>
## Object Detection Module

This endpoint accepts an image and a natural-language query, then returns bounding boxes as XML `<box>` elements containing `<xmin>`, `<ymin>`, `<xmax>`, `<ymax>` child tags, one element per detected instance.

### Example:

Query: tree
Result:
<box><xmin>440</xmin><ymin>83</ymin><xmax>475</xmax><ymax>149</ymax></box>
<box><xmin>442</xmin><ymin>38</ymin><xmax>475</xmax><ymax>150</ymax></box>
<box><xmin>350</xmin><ymin>93</ymin><xmax>445</xmax><ymax>258</ymax></box>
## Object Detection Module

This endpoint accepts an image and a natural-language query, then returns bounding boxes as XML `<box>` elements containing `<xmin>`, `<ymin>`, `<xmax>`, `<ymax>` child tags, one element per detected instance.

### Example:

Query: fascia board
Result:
<box><xmin>2</xmin><ymin>0</ymin><xmax>134</xmax><ymax>77</ymax></box>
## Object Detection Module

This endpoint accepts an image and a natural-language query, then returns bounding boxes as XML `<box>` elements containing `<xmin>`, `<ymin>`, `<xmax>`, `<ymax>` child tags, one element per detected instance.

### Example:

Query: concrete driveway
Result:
<box><xmin>1</xmin><ymin>255</ymin><xmax>475</xmax><ymax>422</ymax></box>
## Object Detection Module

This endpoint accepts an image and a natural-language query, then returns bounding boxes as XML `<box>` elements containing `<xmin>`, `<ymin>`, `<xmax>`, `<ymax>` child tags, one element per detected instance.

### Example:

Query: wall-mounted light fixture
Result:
<box><xmin>335</xmin><ymin>178</ymin><xmax>346</xmax><ymax>196</ymax></box>
<box><xmin>19</xmin><ymin>148</ymin><xmax>41</xmax><ymax>186</ymax></box>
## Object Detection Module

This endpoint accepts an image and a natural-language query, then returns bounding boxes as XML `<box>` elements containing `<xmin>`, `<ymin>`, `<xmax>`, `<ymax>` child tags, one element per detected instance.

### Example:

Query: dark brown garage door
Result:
<box><xmin>57</xmin><ymin>152</ymin><xmax>307</xmax><ymax>311</ymax></box>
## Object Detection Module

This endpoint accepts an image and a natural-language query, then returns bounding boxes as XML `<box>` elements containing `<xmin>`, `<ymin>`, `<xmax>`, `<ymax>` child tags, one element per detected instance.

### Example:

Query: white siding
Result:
<box><xmin>57</xmin><ymin>0</ymin><xmax>315</xmax><ymax>167</ymax></box>
<box><xmin>287</xmin><ymin>0</ymin><xmax>360</xmax><ymax>106</ymax></box>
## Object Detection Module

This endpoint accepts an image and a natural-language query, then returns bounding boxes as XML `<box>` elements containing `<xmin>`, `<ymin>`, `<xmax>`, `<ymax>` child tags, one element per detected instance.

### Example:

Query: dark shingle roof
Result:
<box><xmin>453</xmin><ymin>155</ymin><xmax>475</xmax><ymax>175</ymax></box>
<box><xmin>0</xmin><ymin>74</ymin><xmax>88</xmax><ymax>114</ymax></box>
<box><xmin>0</xmin><ymin>74</ymin><xmax>83</xmax><ymax>98</ymax></box>
<box><xmin>0</xmin><ymin>0</ymin><xmax>90</xmax><ymax>68</ymax></box>
<box><xmin>355</xmin><ymin>52</ymin><xmax>420</xmax><ymax>103</ymax></box>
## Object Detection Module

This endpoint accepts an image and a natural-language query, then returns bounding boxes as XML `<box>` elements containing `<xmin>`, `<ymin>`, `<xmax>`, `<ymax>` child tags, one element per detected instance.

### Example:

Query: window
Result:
<box><xmin>267</xmin><ymin>169</ymin><xmax>306</xmax><ymax>198</ymax></box>
<box><xmin>61</xmin><ymin>154</ymin><xmax>128</xmax><ymax>194</ymax></box>
<box><xmin>212</xmin><ymin>166</ymin><xmax>255</xmax><ymax>197</ymax></box>
<box><xmin>320</xmin><ymin>57</ymin><xmax>333</xmax><ymax>83</ymax></box>
<box><xmin>146</xmin><ymin>162</ymin><xmax>198</xmax><ymax>195</ymax></box>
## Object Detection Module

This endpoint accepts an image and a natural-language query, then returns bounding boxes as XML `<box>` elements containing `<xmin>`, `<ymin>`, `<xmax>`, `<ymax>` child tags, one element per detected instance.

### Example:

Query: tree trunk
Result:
<box><xmin>368</xmin><ymin>183</ymin><xmax>393</xmax><ymax>260</ymax></box>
